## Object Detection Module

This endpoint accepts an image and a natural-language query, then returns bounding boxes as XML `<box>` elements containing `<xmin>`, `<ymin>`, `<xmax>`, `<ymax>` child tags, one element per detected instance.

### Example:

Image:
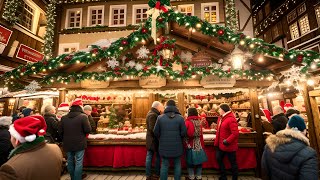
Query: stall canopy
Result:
<box><xmin>1</xmin><ymin>0</ymin><xmax>319</xmax><ymax>91</ymax></box>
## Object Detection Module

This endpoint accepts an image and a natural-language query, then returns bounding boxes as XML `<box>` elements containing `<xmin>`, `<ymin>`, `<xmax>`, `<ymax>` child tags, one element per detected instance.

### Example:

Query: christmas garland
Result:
<box><xmin>2</xmin><ymin>0</ymin><xmax>20</xmax><ymax>24</ymax></box>
<box><xmin>1</xmin><ymin>0</ymin><xmax>320</xmax><ymax>89</ymax></box>
<box><xmin>225</xmin><ymin>0</ymin><xmax>238</xmax><ymax>32</ymax></box>
<box><xmin>42</xmin><ymin>0</ymin><xmax>57</xmax><ymax>59</ymax></box>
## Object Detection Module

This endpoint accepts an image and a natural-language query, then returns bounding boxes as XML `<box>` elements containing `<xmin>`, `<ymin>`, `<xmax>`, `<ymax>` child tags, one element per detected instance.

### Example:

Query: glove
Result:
<box><xmin>223</xmin><ymin>139</ymin><xmax>229</xmax><ymax>146</ymax></box>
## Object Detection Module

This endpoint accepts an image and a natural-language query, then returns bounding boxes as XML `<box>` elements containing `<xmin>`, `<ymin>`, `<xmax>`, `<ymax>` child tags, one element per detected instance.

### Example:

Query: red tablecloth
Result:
<box><xmin>84</xmin><ymin>145</ymin><xmax>256</xmax><ymax>169</ymax></box>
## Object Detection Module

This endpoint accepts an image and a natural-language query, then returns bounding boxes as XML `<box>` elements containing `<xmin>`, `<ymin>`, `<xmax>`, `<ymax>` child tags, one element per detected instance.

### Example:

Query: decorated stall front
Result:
<box><xmin>1</xmin><ymin>0</ymin><xmax>320</xmax><ymax>174</ymax></box>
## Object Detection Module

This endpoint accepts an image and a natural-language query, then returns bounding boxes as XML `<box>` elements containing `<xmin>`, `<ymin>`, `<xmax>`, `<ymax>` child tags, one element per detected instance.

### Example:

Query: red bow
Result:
<box><xmin>155</xmin><ymin>1</ymin><xmax>168</xmax><ymax>13</ymax></box>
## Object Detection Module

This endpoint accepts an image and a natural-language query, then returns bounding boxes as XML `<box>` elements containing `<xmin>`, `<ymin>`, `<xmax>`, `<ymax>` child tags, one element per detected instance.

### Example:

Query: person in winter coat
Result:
<box><xmin>0</xmin><ymin>117</ymin><xmax>13</xmax><ymax>166</ymax></box>
<box><xmin>0</xmin><ymin>115</ymin><xmax>63</xmax><ymax>180</ymax></box>
<box><xmin>43</xmin><ymin>105</ymin><xmax>60</xmax><ymax>143</ymax></box>
<box><xmin>145</xmin><ymin>101</ymin><xmax>164</xmax><ymax>180</ymax></box>
<box><xmin>271</xmin><ymin>106</ymin><xmax>288</xmax><ymax>133</ymax></box>
<box><xmin>285</xmin><ymin>108</ymin><xmax>300</xmax><ymax>119</ymax></box>
<box><xmin>185</xmin><ymin>108</ymin><xmax>205</xmax><ymax>180</ymax></box>
<box><xmin>154</xmin><ymin>100</ymin><xmax>187</xmax><ymax>180</ymax></box>
<box><xmin>84</xmin><ymin>105</ymin><xmax>96</xmax><ymax>133</ymax></box>
<box><xmin>214</xmin><ymin>103</ymin><xmax>239</xmax><ymax>180</ymax></box>
<box><xmin>56</xmin><ymin>102</ymin><xmax>70</xmax><ymax>120</ymax></box>
<box><xmin>262</xmin><ymin>115</ymin><xmax>318</xmax><ymax>180</ymax></box>
<box><xmin>59</xmin><ymin>99</ymin><xmax>91</xmax><ymax>180</ymax></box>
<box><xmin>21</xmin><ymin>108</ymin><xmax>34</xmax><ymax>117</ymax></box>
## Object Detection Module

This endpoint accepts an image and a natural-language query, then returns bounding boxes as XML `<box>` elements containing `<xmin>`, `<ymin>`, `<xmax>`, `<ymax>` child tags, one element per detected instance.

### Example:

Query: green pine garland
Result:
<box><xmin>42</xmin><ymin>0</ymin><xmax>57</xmax><ymax>59</ymax></box>
<box><xmin>225</xmin><ymin>0</ymin><xmax>238</xmax><ymax>32</ymax></box>
<box><xmin>108</xmin><ymin>106</ymin><xmax>118</xmax><ymax>129</ymax></box>
<box><xmin>2</xmin><ymin>0</ymin><xmax>20</xmax><ymax>24</ymax></box>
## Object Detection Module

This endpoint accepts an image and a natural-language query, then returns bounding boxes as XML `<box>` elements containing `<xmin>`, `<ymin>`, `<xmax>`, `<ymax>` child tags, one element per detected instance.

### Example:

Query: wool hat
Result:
<box><xmin>22</xmin><ymin>108</ymin><xmax>33</xmax><ymax>117</ymax></box>
<box><xmin>219</xmin><ymin>103</ymin><xmax>230</xmax><ymax>113</ymax></box>
<box><xmin>9</xmin><ymin>115</ymin><xmax>47</xmax><ymax>143</ymax></box>
<box><xmin>72</xmin><ymin>98</ymin><xmax>83</xmax><ymax>107</ymax></box>
<box><xmin>285</xmin><ymin>108</ymin><xmax>300</xmax><ymax>118</ymax></box>
<box><xmin>0</xmin><ymin>116</ymin><xmax>12</xmax><ymax>127</ymax></box>
<box><xmin>58</xmin><ymin>102</ymin><xmax>69</xmax><ymax>111</ymax></box>
<box><xmin>187</xmin><ymin>108</ymin><xmax>198</xmax><ymax>117</ymax></box>
<box><xmin>166</xmin><ymin>99</ymin><xmax>176</xmax><ymax>107</ymax></box>
<box><xmin>288</xmin><ymin>115</ymin><xmax>306</xmax><ymax>132</ymax></box>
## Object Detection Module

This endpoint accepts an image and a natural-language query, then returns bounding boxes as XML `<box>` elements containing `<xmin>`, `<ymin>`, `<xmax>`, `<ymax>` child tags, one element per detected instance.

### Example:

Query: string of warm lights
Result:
<box><xmin>42</xmin><ymin>0</ymin><xmax>57</xmax><ymax>60</ymax></box>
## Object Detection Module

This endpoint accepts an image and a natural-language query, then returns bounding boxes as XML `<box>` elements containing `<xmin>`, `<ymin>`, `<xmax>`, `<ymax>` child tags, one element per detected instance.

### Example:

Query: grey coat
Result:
<box><xmin>146</xmin><ymin>108</ymin><xmax>160</xmax><ymax>151</ymax></box>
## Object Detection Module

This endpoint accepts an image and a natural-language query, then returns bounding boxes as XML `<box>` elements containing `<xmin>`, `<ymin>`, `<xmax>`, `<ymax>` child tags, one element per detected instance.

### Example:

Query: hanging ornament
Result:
<box><xmin>179</xmin><ymin>71</ymin><xmax>185</xmax><ymax>75</ymax></box>
<box><xmin>143</xmin><ymin>66</ymin><xmax>149</xmax><ymax>72</ymax></box>
<box><xmin>121</xmin><ymin>39</ymin><xmax>128</xmax><ymax>45</ymax></box>
<box><xmin>107</xmin><ymin>57</ymin><xmax>119</xmax><ymax>69</ymax></box>
<box><xmin>218</xmin><ymin>29</ymin><xmax>225</xmax><ymax>36</ymax></box>
<box><xmin>126</xmin><ymin>60</ymin><xmax>136</xmax><ymax>68</ymax></box>
<box><xmin>158</xmin><ymin>17</ymin><xmax>164</xmax><ymax>23</ymax></box>
<box><xmin>64</xmin><ymin>55</ymin><xmax>73</xmax><ymax>61</ymax></box>
<box><xmin>297</xmin><ymin>54</ymin><xmax>304</xmax><ymax>63</ymax></box>
<box><xmin>43</xmin><ymin>61</ymin><xmax>48</xmax><ymax>65</ymax></box>
<box><xmin>21</xmin><ymin>67</ymin><xmax>26</xmax><ymax>72</ymax></box>
<box><xmin>91</xmin><ymin>48</ymin><xmax>99</xmax><ymax>54</ymax></box>
<box><xmin>135</xmin><ymin>63</ymin><xmax>143</xmax><ymax>71</ymax></box>
<box><xmin>141</xmin><ymin>28</ymin><xmax>148</xmax><ymax>34</ymax></box>
<box><xmin>136</xmin><ymin>46</ymin><xmax>150</xmax><ymax>59</ymax></box>
<box><xmin>25</xmin><ymin>81</ymin><xmax>41</xmax><ymax>94</ymax></box>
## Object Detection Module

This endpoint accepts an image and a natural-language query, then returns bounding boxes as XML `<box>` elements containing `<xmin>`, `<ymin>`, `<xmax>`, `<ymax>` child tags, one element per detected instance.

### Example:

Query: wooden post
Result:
<box><xmin>177</xmin><ymin>93</ymin><xmax>185</xmax><ymax>116</ymax></box>
<box><xmin>58</xmin><ymin>89</ymin><xmax>67</xmax><ymax>105</ymax></box>
<box><xmin>307</xmin><ymin>88</ymin><xmax>320</xmax><ymax>159</ymax></box>
<box><xmin>249</xmin><ymin>88</ymin><xmax>262</xmax><ymax>177</ymax></box>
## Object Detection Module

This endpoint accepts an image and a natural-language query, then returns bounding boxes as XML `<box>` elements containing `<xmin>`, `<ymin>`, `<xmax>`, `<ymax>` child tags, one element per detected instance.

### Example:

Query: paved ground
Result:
<box><xmin>61</xmin><ymin>172</ymin><xmax>261</xmax><ymax>180</ymax></box>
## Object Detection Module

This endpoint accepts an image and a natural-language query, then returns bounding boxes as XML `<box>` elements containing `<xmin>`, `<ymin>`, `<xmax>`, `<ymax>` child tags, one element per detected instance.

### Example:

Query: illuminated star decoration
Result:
<box><xmin>281</xmin><ymin>65</ymin><xmax>303</xmax><ymax>90</ymax></box>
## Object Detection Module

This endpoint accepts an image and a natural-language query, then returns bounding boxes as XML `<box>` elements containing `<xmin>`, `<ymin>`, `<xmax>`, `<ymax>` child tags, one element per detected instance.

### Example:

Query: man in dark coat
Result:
<box><xmin>262</xmin><ymin>115</ymin><xmax>318</xmax><ymax>180</ymax></box>
<box><xmin>145</xmin><ymin>101</ymin><xmax>164</xmax><ymax>180</ymax></box>
<box><xmin>59</xmin><ymin>99</ymin><xmax>91</xmax><ymax>180</ymax></box>
<box><xmin>271</xmin><ymin>106</ymin><xmax>288</xmax><ymax>133</ymax></box>
<box><xmin>215</xmin><ymin>103</ymin><xmax>239</xmax><ymax>180</ymax></box>
<box><xmin>0</xmin><ymin>117</ymin><xmax>13</xmax><ymax>166</ymax></box>
<box><xmin>154</xmin><ymin>100</ymin><xmax>186</xmax><ymax>180</ymax></box>
<box><xmin>43</xmin><ymin>105</ymin><xmax>60</xmax><ymax>143</ymax></box>
<box><xmin>84</xmin><ymin>105</ymin><xmax>96</xmax><ymax>133</ymax></box>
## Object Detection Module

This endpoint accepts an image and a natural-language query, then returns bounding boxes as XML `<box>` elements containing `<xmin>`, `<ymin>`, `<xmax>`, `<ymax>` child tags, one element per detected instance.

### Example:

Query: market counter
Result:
<box><xmin>83</xmin><ymin>132</ymin><xmax>257</xmax><ymax>169</ymax></box>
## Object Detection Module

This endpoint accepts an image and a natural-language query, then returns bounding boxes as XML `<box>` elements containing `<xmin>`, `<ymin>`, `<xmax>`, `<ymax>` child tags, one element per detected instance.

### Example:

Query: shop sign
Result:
<box><xmin>16</xmin><ymin>44</ymin><xmax>44</xmax><ymax>62</ymax></box>
<box><xmin>81</xmin><ymin>80</ymin><xmax>110</xmax><ymax>88</ymax></box>
<box><xmin>200</xmin><ymin>75</ymin><xmax>236</xmax><ymax>88</ymax></box>
<box><xmin>0</xmin><ymin>25</ymin><xmax>12</xmax><ymax>46</ymax></box>
<box><xmin>191</xmin><ymin>51</ymin><xmax>212</xmax><ymax>68</ymax></box>
<box><xmin>139</xmin><ymin>75</ymin><xmax>166</xmax><ymax>88</ymax></box>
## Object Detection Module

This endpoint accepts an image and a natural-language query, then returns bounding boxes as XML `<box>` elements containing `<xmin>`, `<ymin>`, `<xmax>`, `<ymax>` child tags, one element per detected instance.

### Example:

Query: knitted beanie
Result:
<box><xmin>219</xmin><ymin>103</ymin><xmax>230</xmax><ymax>113</ymax></box>
<box><xmin>288</xmin><ymin>115</ymin><xmax>306</xmax><ymax>132</ymax></box>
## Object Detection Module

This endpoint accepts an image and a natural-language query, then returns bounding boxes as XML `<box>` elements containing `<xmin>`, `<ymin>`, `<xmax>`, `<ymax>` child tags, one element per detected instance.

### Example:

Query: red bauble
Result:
<box><xmin>206</xmin><ymin>68</ymin><xmax>210</xmax><ymax>73</ymax></box>
<box><xmin>141</xmin><ymin>28</ymin><xmax>148</xmax><ymax>34</ymax></box>
<box><xmin>297</xmin><ymin>54</ymin><xmax>304</xmax><ymax>63</ymax></box>
<box><xmin>192</xmin><ymin>72</ymin><xmax>196</xmax><ymax>75</ymax></box>
<box><xmin>121</xmin><ymin>39</ymin><xmax>128</xmax><ymax>45</ymax></box>
<box><xmin>91</xmin><ymin>48</ymin><xmax>99</xmax><ymax>54</ymax></box>
<box><xmin>240</xmin><ymin>34</ymin><xmax>246</xmax><ymax>39</ymax></box>
<box><xmin>43</xmin><ymin>61</ymin><xmax>48</xmax><ymax>65</ymax></box>
<box><xmin>21</xmin><ymin>67</ymin><xmax>26</xmax><ymax>72</ymax></box>
<box><xmin>143</xmin><ymin>66</ymin><xmax>149</xmax><ymax>71</ymax></box>
<box><xmin>165</xmin><ymin>63</ymin><xmax>169</xmax><ymax>67</ymax></box>
<box><xmin>114</xmin><ymin>67</ymin><xmax>120</xmax><ymax>71</ymax></box>
<box><xmin>217</xmin><ymin>29</ymin><xmax>224</xmax><ymax>36</ymax></box>
<box><xmin>158</xmin><ymin>17</ymin><xmax>164</xmax><ymax>23</ymax></box>
<box><xmin>64</xmin><ymin>55</ymin><xmax>73</xmax><ymax>61</ymax></box>
<box><xmin>183</xmin><ymin>65</ymin><xmax>188</xmax><ymax>69</ymax></box>
<box><xmin>180</xmin><ymin>71</ymin><xmax>185</xmax><ymax>75</ymax></box>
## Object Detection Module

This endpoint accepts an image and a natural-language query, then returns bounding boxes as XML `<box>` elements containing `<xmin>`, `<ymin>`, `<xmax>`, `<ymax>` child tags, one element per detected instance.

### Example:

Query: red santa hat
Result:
<box><xmin>58</xmin><ymin>102</ymin><xmax>69</xmax><ymax>111</ymax></box>
<box><xmin>284</xmin><ymin>103</ymin><xmax>293</xmax><ymax>111</ymax></box>
<box><xmin>262</xmin><ymin>109</ymin><xmax>272</xmax><ymax>122</ymax></box>
<box><xmin>9</xmin><ymin>115</ymin><xmax>47</xmax><ymax>143</ymax></box>
<box><xmin>72</xmin><ymin>98</ymin><xmax>83</xmax><ymax>107</ymax></box>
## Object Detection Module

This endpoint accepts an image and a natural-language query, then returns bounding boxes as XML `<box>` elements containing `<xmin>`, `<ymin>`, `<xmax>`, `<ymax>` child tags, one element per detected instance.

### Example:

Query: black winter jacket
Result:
<box><xmin>154</xmin><ymin>106</ymin><xmax>186</xmax><ymax>158</ymax></box>
<box><xmin>0</xmin><ymin>128</ymin><xmax>12</xmax><ymax>166</ymax></box>
<box><xmin>262</xmin><ymin>129</ymin><xmax>318</xmax><ymax>180</ymax></box>
<box><xmin>146</xmin><ymin>108</ymin><xmax>160</xmax><ymax>151</ymax></box>
<box><xmin>43</xmin><ymin>113</ymin><xmax>60</xmax><ymax>143</ymax></box>
<box><xmin>59</xmin><ymin>106</ymin><xmax>91</xmax><ymax>152</ymax></box>
<box><xmin>271</xmin><ymin>113</ymin><xmax>288</xmax><ymax>133</ymax></box>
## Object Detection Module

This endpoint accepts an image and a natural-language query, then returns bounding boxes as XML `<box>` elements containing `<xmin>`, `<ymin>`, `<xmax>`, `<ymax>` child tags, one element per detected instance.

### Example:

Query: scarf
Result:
<box><xmin>8</xmin><ymin>136</ymin><xmax>45</xmax><ymax>159</ymax></box>
<box><xmin>186</xmin><ymin>116</ymin><xmax>202</xmax><ymax>151</ymax></box>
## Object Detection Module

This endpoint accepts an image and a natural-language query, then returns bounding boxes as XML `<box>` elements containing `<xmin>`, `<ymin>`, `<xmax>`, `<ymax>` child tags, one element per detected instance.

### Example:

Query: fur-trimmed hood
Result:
<box><xmin>265</xmin><ymin>128</ymin><xmax>310</xmax><ymax>163</ymax></box>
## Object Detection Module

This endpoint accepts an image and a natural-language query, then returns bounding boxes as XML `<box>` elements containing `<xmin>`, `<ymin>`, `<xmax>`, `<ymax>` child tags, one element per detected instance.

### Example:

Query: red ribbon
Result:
<box><xmin>155</xmin><ymin>1</ymin><xmax>168</xmax><ymax>13</ymax></box>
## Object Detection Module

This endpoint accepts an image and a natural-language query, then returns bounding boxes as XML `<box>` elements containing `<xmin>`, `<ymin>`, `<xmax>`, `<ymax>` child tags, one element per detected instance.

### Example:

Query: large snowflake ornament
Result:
<box><xmin>136</xmin><ymin>46</ymin><xmax>150</xmax><ymax>59</ymax></box>
<box><xmin>181</xmin><ymin>51</ymin><xmax>193</xmax><ymax>62</ymax></box>
<box><xmin>281</xmin><ymin>66</ymin><xmax>303</xmax><ymax>90</ymax></box>
<box><xmin>25</xmin><ymin>81</ymin><xmax>41</xmax><ymax>94</ymax></box>
<box><xmin>126</xmin><ymin>60</ymin><xmax>136</xmax><ymax>68</ymax></box>
<box><xmin>107</xmin><ymin>57</ymin><xmax>119</xmax><ymax>69</ymax></box>
<box><xmin>135</xmin><ymin>63</ymin><xmax>143</xmax><ymax>71</ymax></box>
<box><xmin>267</xmin><ymin>81</ymin><xmax>279</xmax><ymax>91</ymax></box>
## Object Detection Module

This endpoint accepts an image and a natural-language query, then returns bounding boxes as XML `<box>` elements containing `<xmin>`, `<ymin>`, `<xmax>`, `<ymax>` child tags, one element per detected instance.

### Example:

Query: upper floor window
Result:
<box><xmin>132</xmin><ymin>4</ymin><xmax>148</xmax><ymax>25</ymax></box>
<box><xmin>109</xmin><ymin>5</ymin><xmax>127</xmax><ymax>27</ymax></box>
<box><xmin>178</xmin><ymin>4</ymin><xmax>194</xmax><ymax>16</ymax></box>
<box><xmin>59</xmin><ymin>43</ymin><xmax>79</xmax><ymax>55</ymax></box>
<box><xmin>315</xmin><ymin>5</ymin><xmax>320</xmax><ymax>26</ymax></box>
<box><xmin>201</xmin><ymin>2</ymin><xmax>219</xmax><ymax>23</ymax></box>
<box><xmin>298</xmin><ymin>15</ymin><xmax>310</xmax><ymax>35</ymax></box>
<box><xmin>289</xmin><ymin>22</ymin><xmax>299</xmax><ymax>40</ymax></box>
<box><xmin>66</xmin><ymin>8</ymin><xmax>82</xmax><ymax>28</ymax></box>
<box><xmin>287</xmin><ymin>10</ymin><xmax>297</xmax><ymax>24</ymax></box>
<box><xmin>17</xmin><ymin>1</ymin><xmax>34</xmax><ymax>31</ymax></box>
<box><xmin>88</xmin><ymin>6</ymin><xmax>104</xmax><ymax>26</ymax></box>
<box><xmin>297</xmin><ymin>3</ymin><xmax>306</xmax><ymax>16</ymax></box>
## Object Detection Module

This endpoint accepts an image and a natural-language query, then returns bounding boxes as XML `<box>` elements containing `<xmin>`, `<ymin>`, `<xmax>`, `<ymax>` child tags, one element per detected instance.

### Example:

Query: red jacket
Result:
<box><xmin>214</xmin><ymin>111</ymin><xmax>239</xmax><ymax>152</ymax></box>
<box><xmin>185</xmin><ymin>116</ymin><xmax>204</xmax><ymax>149</ymax></box>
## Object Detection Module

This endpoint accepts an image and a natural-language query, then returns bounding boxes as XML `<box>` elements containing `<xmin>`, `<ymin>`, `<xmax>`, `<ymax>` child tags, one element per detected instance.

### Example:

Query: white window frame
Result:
<box><xmin>132</xmin><ymin>4</ymin><xmax>149</xmax><ymax>25</ymax></box>
<box><xmin>298</xmin><ymin>15</ymin><xmax>310</xmax><ymax>35</ymax></box>
<box><xmin>201</xmin><ymin>2</ymin><xmax>220</xmax><ymax>23</ymax></box>
<box><xmin>109</xmin><ymin>5</ymin><xmax>127</xmax><ymax>27</ymax></box>
<box><xmin>87</xmin><ymin>6</ymin><xmax>105</xmax><ymax>27</ymax></box>
<box><xmin>58</xmin><ymin>43</ymin><xmax>80</xmax><ymax>55</ymax></box>
<box><xmin>178</xmin><ymin>4</ymin><xmax>194</xmax><ymax>16</ymax></box>
<box><xmin>65</xmin><ymin>8</ymin><xmax>83</xmax><ymax>29</ymax></box>
<box><xmin>16</xmin><ymin>0</ymin><xmax>42</xmax><ymax>35</ymax></box>
<box><xmin>289</xmin><ymin>22</ymin><xmax>300</xmax><ymax>40</ymax></box>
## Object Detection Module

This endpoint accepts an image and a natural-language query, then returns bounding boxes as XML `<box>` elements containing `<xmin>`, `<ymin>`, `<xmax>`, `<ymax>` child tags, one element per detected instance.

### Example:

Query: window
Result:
<box><xmin>132</xmin><ymin>4</ymin><xmax>148</xmax><ymax>25</ymax></box>
<box><xmin>17</xmin><ymin>1</ymin><xmax>34</xmax><ymax>31</ymax></box>
<box><xmin>287</xmin><ymin>10</ymin><xmax>297</xmax><ymax>23</ymax></box>
<box><xmin>298</xmin><ymin>15</ymin><xmax>310</xmax><ymax>35</ymax></box>
<box><xmin>178</xmin><ymin>4</ymin><xmax>194</xmax><ymax>16</ymax></box>
<box><xmin>289</xmin><ymin>23</ymin><xmax>299</xmax><ymax>39</ymax></box>
<box><xmin>315</xmin><ymin>5</ymin><xmax>320</xmax><ymax>26</ymax></box>
<box><xmin>201</xmin><ymin>3</ymin><xmax>219</xmax><ymax>23</ymax></box>
<box><xmin>88</xmin><ymin>6</ymin><xmax>104</xmax><ymax>26</ymax></box>
<box><xmin>66</xmin><ymin>8</ymin><xmax>82</xmax><ymax>28</ymax></box>
<box><xmin>109</xmin><ymin>5</ymin><xmax>127</xmax><ymax>27</ymax></box>
<box><xmin>297</xmin><ymin>3</ymin><xmax>306</xmax><ymax>16</ymax></box>
<box><xmin>59</xmin><ymin>43</ymin><xmax>79</xmax><ymax>55</ymax></box>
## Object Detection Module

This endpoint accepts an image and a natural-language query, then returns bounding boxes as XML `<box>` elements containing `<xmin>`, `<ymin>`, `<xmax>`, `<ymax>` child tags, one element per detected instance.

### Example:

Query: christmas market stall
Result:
<box><xmin>1</xmin><ymin>0</ymin><xmax>320</xmax><ymax>174</ymax></box>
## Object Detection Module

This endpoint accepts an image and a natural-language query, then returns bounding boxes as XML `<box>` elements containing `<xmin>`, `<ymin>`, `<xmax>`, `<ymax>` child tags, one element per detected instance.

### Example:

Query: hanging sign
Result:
<box><xmin>16</xmin><ymin>44</ymin><xmax>44</xmax><ymax>62</ymax></box>
<box><xmin>139</xmin><ymin>74</ymin><xmax>166</xmax><ymax>88</ymax></box>
<box><xmin>200</xmin><ymin>75</ymin><xmax>236</xmax><ymax>88</ymax></box>
<box><xmin>0</xmin><ymin>25</ymin><xmax>12</xmax><ymax>46</ymax></box>
<box><xmin>81</xmin><ymin>80</ymin><xmax>110</xmax><ymax>89</ymax></box>
<box><xmin>191</xmin><ymin>51</ymin><xmax>212</xmax><ymax>67</ymax></box>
